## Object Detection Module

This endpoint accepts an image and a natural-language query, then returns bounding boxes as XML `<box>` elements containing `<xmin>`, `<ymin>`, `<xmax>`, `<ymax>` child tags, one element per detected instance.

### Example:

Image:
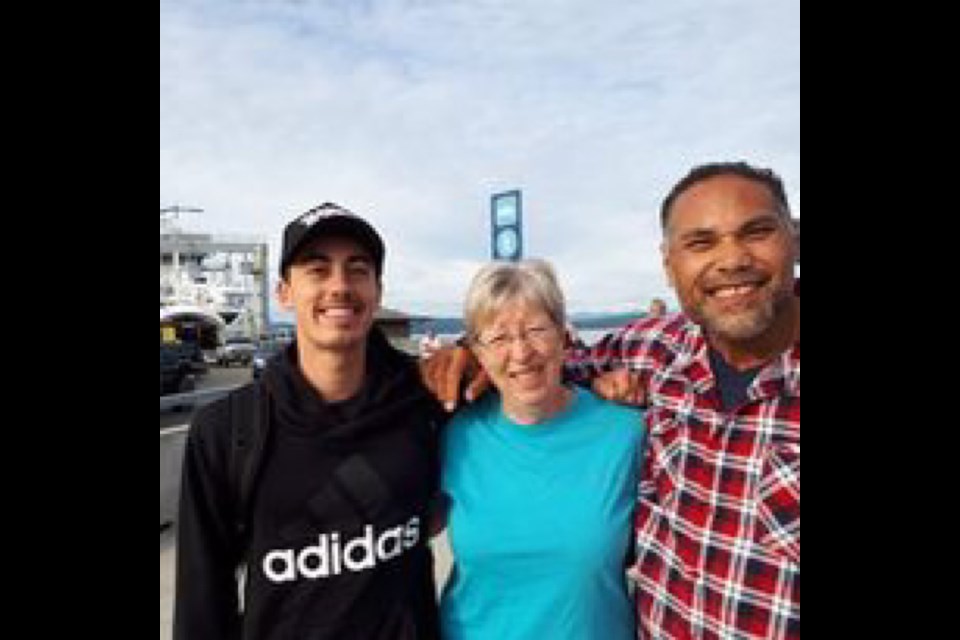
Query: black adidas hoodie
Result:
<box><xmin>174</xmin><ymin>329</ymin><xmax>444</xmax><ymax>640</ymax></box>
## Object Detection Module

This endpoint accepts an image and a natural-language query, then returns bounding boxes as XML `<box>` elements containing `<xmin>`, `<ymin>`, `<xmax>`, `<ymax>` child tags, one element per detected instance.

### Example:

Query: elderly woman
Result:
<box><xmin>437</xmin><ymin>259</ymin><xmax>646</xmax><ymax>640</ymax></box>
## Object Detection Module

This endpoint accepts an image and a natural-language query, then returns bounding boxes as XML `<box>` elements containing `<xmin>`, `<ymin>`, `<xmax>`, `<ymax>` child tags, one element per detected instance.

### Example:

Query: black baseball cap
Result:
<box><xmin>279</xmin><ymin>202</ymin><xmax>386</xmax><ymax>278</ymax></box>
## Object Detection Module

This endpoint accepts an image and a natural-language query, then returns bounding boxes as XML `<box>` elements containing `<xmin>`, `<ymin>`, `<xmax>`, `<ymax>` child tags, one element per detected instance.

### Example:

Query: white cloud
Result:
<box><xmin>161</xmin><ymin>0</ymin><xmax>800</xmax><ymax>317</ymax></box>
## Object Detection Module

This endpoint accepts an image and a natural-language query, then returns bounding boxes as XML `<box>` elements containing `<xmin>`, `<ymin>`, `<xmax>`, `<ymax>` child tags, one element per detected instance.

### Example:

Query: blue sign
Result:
<box><xmin>491</xmin><ymin>191</ymin><xmax>523</xmax><ymax>261</ymax></box>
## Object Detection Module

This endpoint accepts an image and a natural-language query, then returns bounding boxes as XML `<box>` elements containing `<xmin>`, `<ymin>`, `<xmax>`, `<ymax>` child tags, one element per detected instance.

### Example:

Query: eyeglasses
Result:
<box><xmin>474</xmin><ymin>325</ymin><xmax>558</xmax><ymax>353</ymax></box>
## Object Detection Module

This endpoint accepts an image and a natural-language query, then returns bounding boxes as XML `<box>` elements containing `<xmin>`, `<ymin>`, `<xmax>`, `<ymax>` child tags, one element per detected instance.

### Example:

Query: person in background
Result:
<box><xmin>422</xmin><ymin>161</ymin><xmax>800</xmax><ymax>639</ymax></box>
<box><xmin>175</xmin><ymin>203</ymin><xmax>443</xmax><ymax>640</ymax></box>
<box><xmin>563</xmin><ymin>320</ymin><xmax>586</xmax><ymax>349</ymax></box>
<box><xmin>646</xmin><ymin>297</ymin><xmax>667</xmax><ymax>317</ymax></box>
<box><xmin>436</xmin><ymin>258</ymin><xmax>645</xmax><ymax>640</ymax></box>
<box><xmin>419</xmin><ymin>329</ymin><xmax>443</xmax><ymax>360</ymax></box>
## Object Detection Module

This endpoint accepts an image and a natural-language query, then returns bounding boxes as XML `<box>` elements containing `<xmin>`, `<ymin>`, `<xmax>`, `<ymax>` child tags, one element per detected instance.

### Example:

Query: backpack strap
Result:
<box><xmin>228</xmin><ymin>383</ymin><xmax>268</xmax><ymax>546</ymax></box>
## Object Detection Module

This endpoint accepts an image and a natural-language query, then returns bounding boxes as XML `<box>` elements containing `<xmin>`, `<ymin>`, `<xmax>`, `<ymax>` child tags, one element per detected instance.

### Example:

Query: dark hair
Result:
<box><xmin>660</xmin><ymin>162</ymin><xmax>791</xmax><ymax>230</ymax></box>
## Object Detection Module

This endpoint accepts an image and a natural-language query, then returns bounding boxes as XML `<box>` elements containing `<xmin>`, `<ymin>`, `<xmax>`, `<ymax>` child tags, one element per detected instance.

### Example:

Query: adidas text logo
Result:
<box><xmin>262</xmin><ymin>517</ymin><xmax>421</xmax><ymax>583</ymax></box>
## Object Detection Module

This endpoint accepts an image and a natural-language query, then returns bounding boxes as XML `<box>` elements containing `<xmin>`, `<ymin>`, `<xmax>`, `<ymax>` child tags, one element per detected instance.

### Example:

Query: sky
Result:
<box><xmin>160</xmin><ymin>0</ymin><xmax>800</xmax><ymax>318</ymax></box>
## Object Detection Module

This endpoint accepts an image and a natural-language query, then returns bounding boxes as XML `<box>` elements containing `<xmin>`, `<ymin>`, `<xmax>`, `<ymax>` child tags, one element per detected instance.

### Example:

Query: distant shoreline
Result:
<box><xmin>420</xmin><ymin>326</ymin><xmax>622</xmax><ymax>350</ymax></box>
<box><xmin>411</xmin><ymin>313</ymin><xmax>643</xmax><ymax>337</ymax></box>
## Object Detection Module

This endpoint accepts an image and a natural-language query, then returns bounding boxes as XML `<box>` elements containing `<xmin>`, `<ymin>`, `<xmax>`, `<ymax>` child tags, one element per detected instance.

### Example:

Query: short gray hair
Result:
<box><xmin>464</xmin><ymin>259</ymin><xmax>567</xmax><ymax>339</ymax></box>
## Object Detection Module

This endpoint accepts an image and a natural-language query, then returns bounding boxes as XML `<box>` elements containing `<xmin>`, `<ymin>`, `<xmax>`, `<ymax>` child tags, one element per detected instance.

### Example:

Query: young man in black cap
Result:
<box><xmin>174</xmin><ymin>203</ymin><xmax>443</xmax><ymax>640</ymax></box>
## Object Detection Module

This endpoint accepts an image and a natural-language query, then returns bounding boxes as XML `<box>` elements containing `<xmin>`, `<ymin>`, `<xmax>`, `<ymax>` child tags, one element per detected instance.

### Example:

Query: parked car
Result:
<box><xmin>217</xmin><ymin>336</ymin><xmax>256</xmax><ymax>367</ymax></box>
<box><xmin>180</xmin><ymin>340</ymin><xmax>209</xmax><ymax>375</ymax></box>
<box><xmin>160</xmin><ymin>342</ymin><xmax>197</xmax><ymax>396</ymax></box>
<box><xmin>252</xmin><ymin>339</ymin><xmax>290</xmax><ymax>379</ymax></box>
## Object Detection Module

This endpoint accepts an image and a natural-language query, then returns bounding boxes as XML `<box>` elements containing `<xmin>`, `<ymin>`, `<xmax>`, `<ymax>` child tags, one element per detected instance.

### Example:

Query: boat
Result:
<box><xmin>160</xmin><ymin>207</ymin><xmax>270</xmax><ymax>354</ymax></box>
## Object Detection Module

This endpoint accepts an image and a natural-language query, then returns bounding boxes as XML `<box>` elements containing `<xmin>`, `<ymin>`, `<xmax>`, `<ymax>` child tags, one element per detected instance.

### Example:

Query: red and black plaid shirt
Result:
<box><xmin>568</xmin><ymin>313</ymin><xmax>800</xmax><ymax>639</ymax></box>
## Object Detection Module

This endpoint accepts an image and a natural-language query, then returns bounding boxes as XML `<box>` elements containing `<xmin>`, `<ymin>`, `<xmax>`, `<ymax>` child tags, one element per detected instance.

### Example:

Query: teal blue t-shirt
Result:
<box><xmin>438</xmin><ymin>386</ymin><xmax>645</xmax><ymax>640</ymax></box>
